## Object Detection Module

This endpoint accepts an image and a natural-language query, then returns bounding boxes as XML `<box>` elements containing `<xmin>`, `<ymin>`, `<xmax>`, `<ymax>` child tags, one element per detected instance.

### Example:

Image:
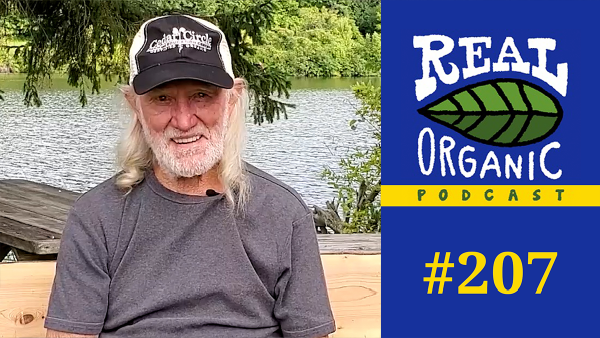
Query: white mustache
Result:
<box><xmin>138</xmin><ymin>114</ymin><xmax>227</xmax><ymax>178</ymax></box>
<box><xmin>162</xmin><ymin>125</ymin><xmax>209</xmax><ymax>139</ymax></box>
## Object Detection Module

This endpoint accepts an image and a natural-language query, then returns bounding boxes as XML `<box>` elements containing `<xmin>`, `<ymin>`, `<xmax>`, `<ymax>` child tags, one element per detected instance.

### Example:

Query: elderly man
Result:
<box><xmin>44</xmin><ymin>14</ymin><xmax>335</xmax><ymax>338</ymax></box>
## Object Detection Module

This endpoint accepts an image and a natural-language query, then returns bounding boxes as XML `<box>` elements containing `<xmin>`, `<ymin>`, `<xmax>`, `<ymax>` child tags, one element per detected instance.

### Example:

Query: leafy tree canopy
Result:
<box><xmin>0</xmin><ymin>0</ymin><xmax>293</xmax><ymax>124</ymax></box>
<box><xmin>248</xmin><ymin>1</ymin><xmax>380</xmax><ymax>77</ymax></box>
<box><xmin>297</xmin><ymin>0</ymin><xmax>380</xmax><ymax>35</ymax></box>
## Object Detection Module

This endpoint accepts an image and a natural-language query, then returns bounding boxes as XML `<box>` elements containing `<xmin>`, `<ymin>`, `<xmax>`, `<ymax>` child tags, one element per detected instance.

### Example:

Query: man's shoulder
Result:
<box><xmin>70</xmin><ymin>173</ymin><xmax>128</xmax><ymax>215</ymax></box>
<box><xmin>244</xmin><ymin>162</ymin><xmax>311</xmax><ymax>216</ymax></box>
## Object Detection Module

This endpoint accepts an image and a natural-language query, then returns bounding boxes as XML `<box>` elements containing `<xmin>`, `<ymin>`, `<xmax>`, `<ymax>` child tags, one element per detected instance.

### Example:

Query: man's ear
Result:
<box><xmin>121</xmin><ymin>85</ymin><xmax>141</xmax><ymax>117</ymax></box>
<box><xmin>228</xmin><ymin>79</ymin><xmax>245</xmax><ymax>106</ymax></box>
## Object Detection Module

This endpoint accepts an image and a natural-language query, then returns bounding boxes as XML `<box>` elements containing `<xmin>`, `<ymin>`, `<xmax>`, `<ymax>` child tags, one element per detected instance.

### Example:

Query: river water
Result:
<box><xmin>0</xmin><ymin>75</ymin><xmax>379</xmax><ymax>208</ymax></box>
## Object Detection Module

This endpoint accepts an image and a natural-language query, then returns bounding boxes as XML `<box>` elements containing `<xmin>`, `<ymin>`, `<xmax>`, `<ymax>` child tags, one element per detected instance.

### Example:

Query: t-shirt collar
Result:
<box><xmin>145</xmin><ymin>169</ymin><xmax>225</xmax><ymax>204</ymax></box>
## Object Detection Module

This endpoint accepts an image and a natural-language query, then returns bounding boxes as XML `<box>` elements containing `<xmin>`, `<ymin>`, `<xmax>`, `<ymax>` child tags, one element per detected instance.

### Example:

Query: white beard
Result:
<box><xmin>139</xmin><ymin>114</ymin><xmax>228</xmax><ymax>178</ymax></box>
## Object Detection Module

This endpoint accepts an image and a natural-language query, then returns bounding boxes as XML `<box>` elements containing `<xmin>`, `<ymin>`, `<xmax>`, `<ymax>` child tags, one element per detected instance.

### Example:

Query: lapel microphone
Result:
<box><xmin>206</xmin><ymin>189</ymin><xmax>219</xmax><ymax>196</ymax></box>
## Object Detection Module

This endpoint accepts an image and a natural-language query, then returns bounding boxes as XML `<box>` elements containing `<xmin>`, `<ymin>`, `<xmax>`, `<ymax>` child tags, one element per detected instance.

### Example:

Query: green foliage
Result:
<box><xmin>250</xmin><ymin>4</ymin><xmax>380</xmax><ymax>77</ymax></box>
<box><xmin>1</xmin><ymin>0</ymin><xmax>157</xmax><ymax>106</ymax></box>
<box><xmin>0</xmin><ymin>0</ymin><xmax>293</xmax><ymax>124</ymax></box>
<box><xmin>322</xmin><ymin>82</ymin><xmax>381</xmax><ymax>233</ymax></box>
<box><xmin>154</xmin><ymin>0</ymin><xmax>219</xmax><ymax>15</ymax></box>
<box><xmin>0</xmin><ymin>0</ymin><xmax>379</xmax><ymax>119</ymax></box>
<box><xmin>297</xmin><ymin>0</ymin><xmax>352</xmax><ymax>16</ymax></box>
<box><xmin>0</xmin><ymin>37</ymin><xmax>26</xmax><ymax>73</ymax></box>
<box><xmin>211</xmin><ymin>0</ymin><xmax>294</xmax><ymax>124</ymax></box>
<box><xmin>347</xmin><ymin>0</ymin><xmax>380</xmax><ymax>35</ymax></box>
<box><xmin>0</xmin><ymin>8</ymin><xmax>30</xmax><ymax>75</ymax></box>
<box><xmin>296</xmin><ymin>0</ymin><xmax>380</xmax><ymax>35</ymax></box>
<box><xmin>362</xmin><ymin>32</ymin><xmax>381</xmax><ymax>76</ymax></box>
<box><xmin>1</xmin><ymin>12</ymin><xmax>30</xmax><ymax>39</ymax></box>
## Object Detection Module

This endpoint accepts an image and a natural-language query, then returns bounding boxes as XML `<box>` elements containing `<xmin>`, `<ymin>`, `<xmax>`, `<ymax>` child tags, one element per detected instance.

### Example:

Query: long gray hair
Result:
<box><xmin>114</xmin><ymin>78</ymin><xmax>250</xmax><ymax>212</ymax></box>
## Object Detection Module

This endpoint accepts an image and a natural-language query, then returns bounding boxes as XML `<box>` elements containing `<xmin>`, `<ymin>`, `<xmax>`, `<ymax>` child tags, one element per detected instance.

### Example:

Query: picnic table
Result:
<box><xmin>0</xmin><ymin>179</ymin><xmax>81</xmax><ymax>261</ymax></box>
<box><xmin>0</xmin><ymin>179</ymin><xmax>381</xmax><ymax>261</ymax></box>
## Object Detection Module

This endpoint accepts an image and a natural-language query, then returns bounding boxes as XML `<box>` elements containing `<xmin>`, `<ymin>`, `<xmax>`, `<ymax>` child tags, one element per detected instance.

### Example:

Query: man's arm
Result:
<box><xmin>273</xmin><ymin>212</ymin><xmax>336</xmax><ymax>338</ymax></box>
<box><xmin>46</xmin><ymin>329</ymin><xmax>98</xmax><ymax>338</ymax></box>
<box><xmin>43</xmin><ymin>207</ymin><xmax>110</xmax><ymax>336</ymax></box>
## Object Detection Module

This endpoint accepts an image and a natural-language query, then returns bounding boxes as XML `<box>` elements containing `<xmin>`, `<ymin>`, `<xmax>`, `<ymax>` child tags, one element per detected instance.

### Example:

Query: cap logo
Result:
<box><xmin>146</xmin><ymin>27</ymin><xmax>213</xmax><ymax>54</ymax></box>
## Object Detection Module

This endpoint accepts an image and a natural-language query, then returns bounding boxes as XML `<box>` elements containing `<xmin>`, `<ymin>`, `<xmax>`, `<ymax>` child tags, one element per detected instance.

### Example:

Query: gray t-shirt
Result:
<box><xmin>44</xmin><ymin>163</ymin><xmax>336</xmax><ymax>338</ymax></box>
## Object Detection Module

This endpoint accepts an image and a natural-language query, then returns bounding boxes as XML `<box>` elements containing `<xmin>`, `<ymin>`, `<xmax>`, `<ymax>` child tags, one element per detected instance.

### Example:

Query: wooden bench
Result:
<box><xmin>0</xmin><ymin>179</ymin><xmax>79</xmax><ymax>261</ymax></box>
<box><xmin>0</xmin><ymin>179</ymin><xmax>381</xmax><ymax>337</ymax></box>
<box><xmin>0</xmin><ymin>254</ymin><xmax>380</xmax><ymax>337</ymax></box>
<box><xmin>0</xmin><ymin>179</ymin><xmax>381</xmax><ymax>260</ymax></box>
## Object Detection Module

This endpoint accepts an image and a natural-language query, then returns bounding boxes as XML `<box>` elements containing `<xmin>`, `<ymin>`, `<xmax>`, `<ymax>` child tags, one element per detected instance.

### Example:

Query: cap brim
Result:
<box><xmin>132</xmin><ymin>62</ymin><xmax>234</xmax><ymax>95</ymax></box>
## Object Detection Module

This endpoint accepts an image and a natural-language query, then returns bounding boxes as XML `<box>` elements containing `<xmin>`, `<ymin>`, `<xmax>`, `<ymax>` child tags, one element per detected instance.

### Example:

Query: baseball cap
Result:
<box><xmin>129</xmin><ymin>14</ymin><xmax>234</xmax><ymax>95</ymax></box>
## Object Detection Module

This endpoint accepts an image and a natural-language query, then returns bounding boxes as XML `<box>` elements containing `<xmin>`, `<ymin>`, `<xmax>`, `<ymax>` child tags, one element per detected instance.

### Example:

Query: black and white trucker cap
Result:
<box><xmin>129</xmin><ymin>14</ymin><xmax>234</xmax><ymax>95</ymax></box>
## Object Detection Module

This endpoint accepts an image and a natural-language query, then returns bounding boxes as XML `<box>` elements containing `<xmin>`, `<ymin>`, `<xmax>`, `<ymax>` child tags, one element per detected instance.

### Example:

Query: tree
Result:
<box><xmin>296</xmin><ymin>0</ymin><xmax>381</xmax><ymax>35</ymax></box>
<box><xmin>320</xmin><ymin>82</ymin><xmax>381</xmax><ymax>233</ymax></box>
<box><xmin>0</xmin><ymin>0</ymin><xmax>293</xmax><ymax>124</ymax></box>
<box><xmin>249</xmin><ymin>4</ymin><xmax>380</xmax><ymax>77</ymax></box>
<box><xmin>348</xmin><ymin>0</ymin><xmax>380</xmax><ymax>35</ymax></box>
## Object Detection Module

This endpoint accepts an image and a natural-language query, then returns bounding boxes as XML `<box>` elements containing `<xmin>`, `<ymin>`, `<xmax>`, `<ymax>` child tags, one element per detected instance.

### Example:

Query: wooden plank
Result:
<box><xmin>0</xmin><ymin>180</ymin><xmax>70</xmax><ymax>256</ymax></box>
<box><xmin>1</xmin><ymin>179</ymin><xmax>80</xmax><ymax>200</ymax></box>
<box><xmin>13</xmin><ymin>248</ymin><xmax>58</xmax><ymax>261</ymax></box>
<box><xmin>324</xmin><ymin>255</ymin><xmax>381</xmax><ymax>338</ymax></box>
<box><xmin>0</xmin><ymin>186</ymin><xmax>70</xmax><ymax>222</ymax></box>
<box><xmin>0</xmin><ymin>202</ymin><xmax>66</xmax><ymax>234</ymax></box>
<box><xmin>0</xmin><ymin>261</ymin><xmax>56</xmax><ymax>338</ymax></box>
<box><xmin>0</xmin><ymin>217</ymin><xmax>60</xmax><ymax>255</ymax></box>
<box><xmin>318</xmin><ymin>234</ymin><xmax>381</xmax><ymax>254</ymax></box>
<box><xmin>0</xmin><ymin>183</ymin><xmax>74</xmax><ymax>215</ymax></box>
<box><xmin>0</xmin><ymin>180</ymin><xmax>79</xmax><ymax>207</ymax></box>
<box><xmin>0</xmin><ymin>255</ymin><xmax>381</xmax><ymax>338</ymax></box>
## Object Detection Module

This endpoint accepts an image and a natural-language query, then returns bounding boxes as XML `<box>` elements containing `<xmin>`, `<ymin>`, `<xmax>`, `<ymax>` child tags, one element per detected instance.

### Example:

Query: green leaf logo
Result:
<box><xmin>417</xmin><ymin>79</ymin><xmax>563</xmax><ymax>147</ymax></box>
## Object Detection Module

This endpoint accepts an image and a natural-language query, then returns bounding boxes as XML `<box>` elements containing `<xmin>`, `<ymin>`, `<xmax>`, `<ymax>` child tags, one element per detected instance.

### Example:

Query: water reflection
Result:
<box><xmin>0</xmin><ymin>82</ymin><xmax>373</xmax><ymax>207</ymax></box>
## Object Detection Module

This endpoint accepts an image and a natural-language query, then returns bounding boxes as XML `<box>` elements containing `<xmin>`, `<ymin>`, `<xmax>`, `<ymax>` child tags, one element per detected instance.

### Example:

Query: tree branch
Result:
<box><xmin>357</xmin><ymin>179</ymin><xmax>381</xmax><ymax>210</ymax></box>
<box><xmin>365</xmin><ymin>179</ymin><xmax>381</xmax><ymax>205</ymax></box>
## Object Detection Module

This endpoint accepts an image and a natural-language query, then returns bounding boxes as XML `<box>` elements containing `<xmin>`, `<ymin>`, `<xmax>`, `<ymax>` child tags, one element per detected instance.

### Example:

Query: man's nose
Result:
<box><xmin>171</xmin><ymin>101</ymin><xmax>198</xmax><ymax>132</ymax></box>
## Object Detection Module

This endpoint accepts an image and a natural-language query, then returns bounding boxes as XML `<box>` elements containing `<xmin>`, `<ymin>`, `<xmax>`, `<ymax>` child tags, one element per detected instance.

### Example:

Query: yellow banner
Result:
<box><xmin>381</xmin><ymin>185</ymin><xmax>600</xmax><ymax>207</ymax></box>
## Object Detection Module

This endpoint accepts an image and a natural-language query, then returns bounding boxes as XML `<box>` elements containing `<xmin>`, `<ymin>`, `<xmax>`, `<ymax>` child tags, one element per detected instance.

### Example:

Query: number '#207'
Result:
<box><xmin>459</xmin><ymin>252</ymin><xmax>556</xmax><ymax>294</ymax></box>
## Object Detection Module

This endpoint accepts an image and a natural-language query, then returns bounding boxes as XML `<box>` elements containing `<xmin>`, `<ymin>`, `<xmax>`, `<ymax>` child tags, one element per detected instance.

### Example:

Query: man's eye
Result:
<box><xmin>194</xmin><ymin>92</ymin><xmax>207</xmax><ymax>99</ymax></box>
<box><xmin>158</xmin><ymin>95</ymin><xmax>168</xmax><ymax>101</ymax></box>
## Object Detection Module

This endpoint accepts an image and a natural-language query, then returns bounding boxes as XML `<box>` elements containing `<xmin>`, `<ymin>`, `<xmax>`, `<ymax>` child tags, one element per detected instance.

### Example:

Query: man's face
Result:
<box><xmin>136</xmin><ymin>79</ymin><xmax>231</xmax><ymax>178</ymax></box>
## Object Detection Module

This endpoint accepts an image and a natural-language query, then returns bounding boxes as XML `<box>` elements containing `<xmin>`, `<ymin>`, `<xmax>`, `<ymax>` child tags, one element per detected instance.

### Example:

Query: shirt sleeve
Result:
<box><xmin>274</xmin><ymin>212</ymin><xmax>336</xmax><ymax>338</ymax></box>
<box><xmin>44</xmin><ymin>206</ymin><xmax>110</xmax><ymax>335</ymax></box>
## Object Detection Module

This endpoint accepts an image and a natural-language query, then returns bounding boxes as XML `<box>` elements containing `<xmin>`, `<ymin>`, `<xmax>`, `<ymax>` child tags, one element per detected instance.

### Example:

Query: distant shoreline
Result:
<box><xmin>0</xmin><ymin>73</ymin><xmax>381</xmax><ymax>92</ymax></box>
